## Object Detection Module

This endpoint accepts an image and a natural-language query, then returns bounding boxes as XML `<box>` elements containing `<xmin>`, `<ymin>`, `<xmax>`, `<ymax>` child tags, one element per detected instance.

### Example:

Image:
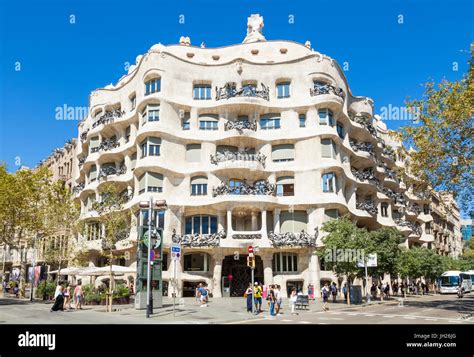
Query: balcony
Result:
<box><xmin>224</xmin><ymin>119</ymin><xmax>257</xmax><ymax>134</ymax></box>
<box><xmin>97</xmin><ymin>165</ymin><xmax>126</xmax><ymax>180</ymax></box>
<box><xmin>378</xmin><ymin>186</ymin><xmax>406</xmax><ymax>206</ymax></box>
<box><xmin>350</xmin><ymin>140</ymin><xmax>375</xmax><ymax>156</ymax></box>
<box><xmin>210</xmin><ymin>149</ymin><xmax>266</xmax><ymax>168</ymax></box>
<box><xmin>212</xmin><ymin>180</ymin><xmax>276</xmax><ymax>197</ymax></box>
<box><xmin>310</xmin><ymin>83</ymin><xmax>344</xmax><ymax>99</ymax></box>
<box><xmin>99</xmin><ymin>138</ymin><xmax>120</xmax><ymax>152</ymax></box>
<box><xmin>406</xmin><ymin>203</ymin><xmax>421</xmax><ymax>215</ymax></box>
<box><xmin>348</xmin><ymin>113</ymin><xmax>379</xmax><ymax>138</ymax></box>
<box><xmin>72</xmin><ymin>182</ymin><xmax>85</xmax><ymax>194</ymax></box>
<box><xmin>394</xmin><ymin>218</ymin><xmax>422</xmax><ymax>236</ymax></box>
<box><xmin>351</xmin><ymin>167</ymin><xmax>379</xmax><ymax>185</ymax></box>
<box><xmin>232</xmin><ymin>233</ymin><xmax>262</xmax><ymax>240</ymax></box>
<box><xmin>91</xmin><ymin>109</ymin><xmax>125</xmax><ymax>129</ymax></box>
<box><xmin>171</xmin><ymin>229</ymin><xmax>226</xmax><ymax>247</ymax></box>
<box><xmin>375</xmin><ymin>158</ymin><xmax>388</xmax><ymax>171</ymax></box>
<box><xmin>356</xmin><ymin>200</ymin><xmax>378</xmax><ymax>215</ymax></box>
<box><xmin>78</xmin><ymin>157</ymin><xmax>86</xmax><ymax>167</ymax></box>
<box><xmin>381</xmin><ymin>145</ymin><xmax>397</xmax><ymax>162</ymax></box>
<box><xmin>216</xmin><ymin>83</ymin><xmax>270</xmax><ymax>101</ymax></box>
<box><xmin>80</xmin><ymin>129</ymin><xmax>89</xmax><ymax>142</ymax></box>
<box><xmin>268</xmin><ymin>228</ymin><xmax>319</xmax><ymax>247</ymax></box>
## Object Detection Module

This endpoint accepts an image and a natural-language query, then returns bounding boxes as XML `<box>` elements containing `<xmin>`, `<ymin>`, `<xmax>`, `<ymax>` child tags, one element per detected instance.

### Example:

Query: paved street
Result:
<box><xmin>0</xmin><ymin>293</ymin><xmax>472</xmax><ymax>325</ymax></box>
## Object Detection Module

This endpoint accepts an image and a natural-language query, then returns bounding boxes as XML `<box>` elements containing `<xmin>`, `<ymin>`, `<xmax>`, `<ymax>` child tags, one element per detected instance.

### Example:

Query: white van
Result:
<box><xmin>438</xmin><ymin>271</ymin><xmax>472</xmax><ymax>294</ymax></box>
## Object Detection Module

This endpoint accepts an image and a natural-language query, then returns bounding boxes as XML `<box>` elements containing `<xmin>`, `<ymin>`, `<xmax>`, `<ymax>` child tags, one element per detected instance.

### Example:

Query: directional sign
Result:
<box><xmin>357</xmin><ymin>253</ymin><xmax>378</xmax><ymax>268</ymax></box>
<box><xmin>171</xmin><ymin>243</ymin><xmax>181</xmax><ymax>260</ymax></box>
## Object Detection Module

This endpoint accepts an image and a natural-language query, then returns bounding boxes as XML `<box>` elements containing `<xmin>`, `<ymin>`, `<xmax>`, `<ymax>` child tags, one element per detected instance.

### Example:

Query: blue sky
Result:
<box><xmin>0</xmin><ymin>0</ymin><xmax>472</xmax><ymax>172</ymax></box>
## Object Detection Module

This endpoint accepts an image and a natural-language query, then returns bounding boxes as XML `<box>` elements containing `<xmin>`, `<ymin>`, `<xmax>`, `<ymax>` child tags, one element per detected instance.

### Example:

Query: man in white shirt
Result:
<box><xmin>274</xmin><ymin>285</ymin><xmax>282</xmax><ymax>315</ymax></box>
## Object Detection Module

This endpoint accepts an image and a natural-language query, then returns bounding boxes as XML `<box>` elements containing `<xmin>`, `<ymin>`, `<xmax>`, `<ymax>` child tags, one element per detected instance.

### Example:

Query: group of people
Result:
<box><xmin>1</xmin><ymin>279</ymin><xmax>19</xmax><ymax>297</ymax></box>
<box><xmin>245</xmin><ymin>282</ymin><xmax>289</xmax><ymax>317</ymax></box>
<box><xmin>50</xmin><ymin>280</ymin><xmax>84</xmax><ymax>312</ymax></box>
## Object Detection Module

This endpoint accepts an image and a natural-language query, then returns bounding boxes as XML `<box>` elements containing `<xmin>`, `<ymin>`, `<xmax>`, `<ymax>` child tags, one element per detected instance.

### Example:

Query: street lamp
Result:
<box><xmin>139</xmin><ymin>198</ymin><xmax>166</xmax><ymax>318</ymax></box>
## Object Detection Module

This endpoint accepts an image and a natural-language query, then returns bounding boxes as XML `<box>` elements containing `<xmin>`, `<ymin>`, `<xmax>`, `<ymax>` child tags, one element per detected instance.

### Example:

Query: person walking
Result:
<box><xmin>321</xmin><ymin>283</ymin><xmax>330</xmax><ymax>311</ymax></box>
<box><xmin>289</xmin><ymin>288</ymin><xmax>298</xmax><ymax>315</ymax></box>
<box><xmin>63</xmin><ymin>284</ymin><xmax>72</xmax><ymax>310</ymax></box>
<box><xmin>370</xmin><ymin>283</ymin><xmax>377</xmax><ymax>301</ymax></box>
<box><xmin>74</xmin><ymin>280</ymin><xmax>84</xmax><ymax>310</ymax></box>
<box><xmin>245</xmin><ymin>283</ymin><xmax>253</xmax><ymax>313</ymax></box>
<box><xmin>50</xmin><ymin>285</ymin><xmax>64</xmax><ymax>312</ymax></box>
<box><xmin>197</xmin><ymin>283</ymin><xmax>208</xmax><ymax>307</ymax></box>
<box><xmin>253</xmin><ymin>282</ymin><xmax>263</xmax><ymax>314</ymax></box>
<box><xmin>274</xmin><ymin>285</ymin><xmax>282</xmax><ymax>315</ymax></box>
<box><xmin>342</xmin><ymin>283</ymin><xmax>348</xmax><ymax>303</ymax></box>
<box><xmin>331</xmin><ymin>282</ymin><xmax>338</xmax><ymax>303</ymax></box>
<box><xmin>384</xmin><ymin>283</ymin><xmax>390</xmax><ymax>299</ymax></box>
<box><xmin>268</xmin><ymin>288</ymin><xmax>276</xmax><ymax>317</ymax></box>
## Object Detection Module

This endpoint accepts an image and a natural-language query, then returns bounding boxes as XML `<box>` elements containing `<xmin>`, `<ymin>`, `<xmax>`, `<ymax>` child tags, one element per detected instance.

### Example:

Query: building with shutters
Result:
<box><xmin>72</xmin><ymin>14</ymin><xmax>463</xmax><ymax>298</ymax></box>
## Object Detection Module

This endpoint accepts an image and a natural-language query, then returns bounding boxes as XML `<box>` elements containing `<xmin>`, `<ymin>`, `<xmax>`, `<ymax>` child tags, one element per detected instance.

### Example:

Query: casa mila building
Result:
<box><xmin>73</xmin><ymin>14</ymin><xmax>463</xmax><ymax>299</ymax></box>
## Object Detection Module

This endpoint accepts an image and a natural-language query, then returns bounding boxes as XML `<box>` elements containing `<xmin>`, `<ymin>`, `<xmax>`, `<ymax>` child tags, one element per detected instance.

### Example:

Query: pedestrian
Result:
<box><xmin>266</xmin><ymin>285</ymin><xmax>273</xmax><ymax>309</ymax></box>
<box><xmin>51</xmin><ymin>285</ymin><xmax>64</xmax><ymax>312</ymax></box>
<box><xmin>74</xmin><ymin>280</ymin><xmax>84</xmax><ymax>310</ymax></box>
<box><xmin>54</xmin><ymin>281</ymin><xmax>62</xmax><ymax>300</ymax></box>
<box><xmin>370</xmin><ymin>283</ymin><xmax>377</xmax><ymax>300</ymax></box>
<box><xmin>321</xmin><ymin>283</ymin><xmax>330</xmax><ymax>311</ymax></box>
<box><xmin>331</xmin><ymin>282</ymin><xmax>338</xmax><ymax>302</ymax></box>
<box><xmin>342</xmin><ymin>283</ymin><xmax>348</xmax><ymax>303</ymax></box>
<box><xmin>400</xmin><ymin>282</ymin><xmax>405</xmax><ymax>297</ymax></box>
<box><xmin>274</xmin><ymin>285</ymin><xmax>282</xmax><ymax>315</ymax></box>
<box><xmin>63</xmin><ymin>284</ymin><xmax>72</xmax><ymax>310</ymax></box>
<box><xmin>245</xmin><ymin>283</ymin><xmax>253</xmax><ymax>313</ymax></box>
<box><xmin>384</xmin><ymin>283</ymin><xmax>390</xmax><ymax>299</ymax></box>
<box><xmin>268</xmin><ymin>288</ymin><xmax>276</xmax><ymax>317</ymax></box>
<box><xmin>197</xmin><ymin>283</ymin><xmax>208</xmax><ymax>307</ymax></box>
<box><xmin>253</xmin><ymin>282</ymin><xmax>263</xmax><ymax>313</ymax></box>
<box><xmin>290</xmin><ymin>287</ymin><xmax>298</xmax><ymax>315</ymax></box>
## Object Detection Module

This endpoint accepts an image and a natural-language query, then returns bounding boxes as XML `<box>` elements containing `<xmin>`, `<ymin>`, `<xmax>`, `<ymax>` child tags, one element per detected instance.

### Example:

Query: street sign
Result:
<box><xmin>171</xmin><ymin>243</ymin><xmax>181</xmax><ymax>261</ymax></box>
<box><xmin>248</xmin><ymin>246</ymin><xmax>253</xmax><ymax>253</ymax></box>
<box><xmin>248</xmin><ymin>252</ymin><xmax>254</xmax><ymax>257</ymax></box>
<box><xmin>357</xmin><ymin>253</ymin><xmax>378</xmax><ymax>268</ymax></box>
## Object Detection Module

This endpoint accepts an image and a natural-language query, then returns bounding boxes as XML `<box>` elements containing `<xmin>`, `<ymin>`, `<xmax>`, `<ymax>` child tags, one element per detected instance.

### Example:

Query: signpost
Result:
<box><xmin>247</xmin><ymin>246</ymin><xmax>255</xmax><ymax>314</ymax></box>
<box><xmin>357</xmin><ymin>253</ymin><xmax>377</xmax><ymax>303</ymax></box>
<box><xmin>171</xmin><ymin>243</ymin><xmax>181</xmax><ymax>316</ymax></box>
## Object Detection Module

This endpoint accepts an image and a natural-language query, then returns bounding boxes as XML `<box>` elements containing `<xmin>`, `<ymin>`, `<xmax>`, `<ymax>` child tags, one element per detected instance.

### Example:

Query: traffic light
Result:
<box><xmin>247</xmin><ymin>255</ymin><xmax>255</xmax><ymax>268</ymax></box>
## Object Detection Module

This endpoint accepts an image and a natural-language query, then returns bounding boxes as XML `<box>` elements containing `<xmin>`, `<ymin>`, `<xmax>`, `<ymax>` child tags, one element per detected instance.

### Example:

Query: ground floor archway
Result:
<box><xmin>222</xmin><ymin>255</ymin><xmax>263</xmax><ymax>297</ymax></box>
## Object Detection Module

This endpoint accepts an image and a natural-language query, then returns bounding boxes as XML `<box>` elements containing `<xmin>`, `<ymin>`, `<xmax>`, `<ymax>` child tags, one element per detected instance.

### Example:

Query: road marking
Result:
<box><xmin>448</xmin><ymin>320</ymin><xmax>463</xmax><ymax>324</ymax></box>
<box><xmin>348</xmin><ymin>313</ymin><xmax>359</xmax><ymax>316</ymax></box>
<box><xmin>365</xmin><ymin>314</ymin><xmax>376</xmax><ymax>317</ymax></box>
<box><xmin>225</xmin><ymin>317</ymin><xmax>266</xmax><ymax>324</ymax></box>
<box><xmin>334</xmin><ymin>311</ymin><xmax>462</xmax><ymax>322</ymax></box>
<box><xmin>425</xmin><ymin>318</ymin><xmax>438</xmax><ymax>321</ymax></box>
<box><xmin>300</xmin><ymin>321</ymin><xmax>311</xmax><ymax>324</ymax></box>
<box><xmin>281</xmin><ymin>319</ymin><xmax>292</xmax><ymax>322</ymax></box>
<box><xmin>403</xmin><ymin>316</ymin><xmax>417</xmax><ymax>320</ymax></box>
<box><xmin>384</xmin><ymin>315</ymin><xmax>395</xmax><ymax>318</ymax></box>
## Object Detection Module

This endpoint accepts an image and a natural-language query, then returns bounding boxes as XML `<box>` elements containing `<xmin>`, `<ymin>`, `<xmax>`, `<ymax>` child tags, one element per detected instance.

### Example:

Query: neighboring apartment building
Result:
<box><xmin>71</xmin><ymin>15</ymin><xmax>463</xmax><ymax>298</ymax></box>
<box><xmin>0</xmin><ymin>140</ymin><xmax>78</xmax><ymax>281</ymax></box>
<box><xmin>461</xmin><ymin>213</ymin><xmax>473</xmax><ymax>242</ymax></box>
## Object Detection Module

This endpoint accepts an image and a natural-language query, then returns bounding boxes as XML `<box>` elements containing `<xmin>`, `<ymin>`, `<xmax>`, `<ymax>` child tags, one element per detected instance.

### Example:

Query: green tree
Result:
<box><xmin>368</xmin><ymin>227</ymin><xmax>404</xmax><ymax>280</ymax></box>
<box><xmin>396</xmin><ymin>247</ymin><xmax>443</xmax><ymax>290</ymax></box>
<box><xmin>92</xmin><ymin>183</ymin><xmax>132</xmax><ymax>312</ymax></box>
<box><xmin>318</xmin><ymin>216</ymin><xmax>372</xmax><ymax>305</ymax></box>
<box><xmin>395</xmin><ymin>60</ymin><xmax>474</xmax><ymax>212</ymax></box>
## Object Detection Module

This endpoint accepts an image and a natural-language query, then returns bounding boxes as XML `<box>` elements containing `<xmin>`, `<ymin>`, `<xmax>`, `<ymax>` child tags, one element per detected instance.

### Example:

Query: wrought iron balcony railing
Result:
<box><xmin>394</xmin><ymin>218</ymin><xmax>422</xmax><ymax>236</ymax></box>
<box><xmin>351</xmin><ymin>167</ymin><xmax>379</xmax><ymax>185</ymax></box>
<box><xmin>92</xmin><ymin>109</ymin><xmax>125</xmax><ymax>129</ymax></box>
<box><xmin>350</xmin><ymin>140</ymin><xmax>375</xmax><ymax>156</ymax></box>
<box><xmin>171</xmin><ymin>229</ymin><xmax>226</xmax><ymax>247</ymax></box>
<box><xmin>216</xmin><ymin>83</ymin><xmax>270</xmax><ymax>101</ymax></box>
<box><xmin>356</xmin><ymin>200</ymin><xmax>378</xmax><ymax>215</ymax></box>
<box><xmin>385</xmin><ymin>168</ymin><xmax>397</xmax><ymax>180</ymax></box>
<box><xmin>268</xmin><ymin>228</ymin><xmax>319</xmax><ymax>247</ymax></box>
<box><xmin>99</xmin><ymin>138</ymin><xmax>120</xmax><ymax>152</ymax></box>
<box><xmin>406</xmin><ymin>203</ymin><xmax>421</xmax><ymax>215</ymax></box>
<box><xmin>381</xmin><ymin>145</ymin><xmax>396</xmax><ymax>161</ymax></box>
<box><xmin>210</xmin><ymin>149</ymin><xmax>266</xmax><ymax>168</ymax></box>
<box><xmin>310</xmin><ymin>84</ymin><xmax>344</xmax><ymax>99</ymax></box>
<box><xmin>413</xmin><ymin>190</ymin><xmax>430</xmax><ymax>200</ymax></box>
<box><xmin>224</xmin><ymin>119</ymin><xmax>257</xmax><ymax>134</ymax></box>
<box><xmin>98</xmin><ymin>165</ymin><xmax>126</xmax><ymax>180</ymax></box>
<box><xmin>72</xmin><ymin>182</ymin><xmax>85</xmax><ymax>194</ymax></box>
<box><xmin>375</xmin><ymin>158</ymin><xmax>388</xmax><ymax>171</ymax></box>
<box><xmin>232</xmin><ymin>233</ymin><xmax>262</xmax><ymax>240</ymax></box>
<box><xmin>212</xmin><ymin>180</ymin><xmax>276</xmax><ymax>197</ymax></box>
<box><xmin>122</xmin><ymin>190</ymin><xmax>133</xmax><ymax>202</ymax></box>
<box><xmin>348</xmin><ymin>113</ymin><xmax>378</xmax><ymax>138</ymax></box>
<box><xmin>80</xmin><ymin>129</ymin><xmax>89</xmax><ymax>142</ymax></box>
<box><xmin>78</xmin><ymin>157</ymin><xmax>86</xmax><ymax>167</ymax></box>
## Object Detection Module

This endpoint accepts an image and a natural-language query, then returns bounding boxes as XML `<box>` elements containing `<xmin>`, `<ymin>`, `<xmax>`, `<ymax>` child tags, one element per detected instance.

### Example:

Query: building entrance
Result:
<box><xmin>222</xmin><ymin>255</ymin><xmax>263</xmax><ymax>297</ymax></box>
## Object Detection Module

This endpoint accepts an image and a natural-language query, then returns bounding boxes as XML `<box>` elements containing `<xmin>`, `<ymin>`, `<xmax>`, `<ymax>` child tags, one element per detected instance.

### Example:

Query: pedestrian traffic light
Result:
<box><xmin>247</xmin><ymin>255</ymin><xmax>255</xmax><ymax>268</ymax></box>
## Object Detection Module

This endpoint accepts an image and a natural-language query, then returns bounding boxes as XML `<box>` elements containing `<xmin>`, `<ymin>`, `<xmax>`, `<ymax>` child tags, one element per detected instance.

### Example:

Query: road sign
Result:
<box><xmin>248</xmin><ymin>252</ymin><xmax>254</xmax><ymax>257</ymax></box>
<box><xmin>357</xmin><ymin>253</ymin><xmax>378</xmax><ymax>268</ymax></box>
<box><xmin>248</xmin><ymin>246</ymin><xmax>253</xmax><ymax>253</ymax></box>
<box><xmin>171</xmin><ymin>244</ymin><xmax>181</xmax><ymax>261</ymax></box>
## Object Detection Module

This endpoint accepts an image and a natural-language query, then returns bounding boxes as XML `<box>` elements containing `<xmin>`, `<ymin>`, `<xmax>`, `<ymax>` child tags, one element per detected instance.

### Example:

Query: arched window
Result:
<box><xmin>276</xmin><ymin>176</ymin><xmax>294</xmax><ymax>196</ymax></box>
<box><xmin>190</xmin><ymin>176</ymin><xmax>208</xmax><ymax>196</ymax></box>
<box><xmin>145</xmin><ymin>78</ymin><xmax>161</xmax><ymax>95</ymax></box>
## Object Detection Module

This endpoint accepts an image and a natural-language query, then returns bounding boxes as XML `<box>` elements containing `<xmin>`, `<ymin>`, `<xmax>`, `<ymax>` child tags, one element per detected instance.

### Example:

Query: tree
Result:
<box><xmin>92</xmin><ymin>183</ymin><xmax>132</xmax><ymax>312</ymax></box>
<box><xmin>368</xmin><ymin>227</ymin><xmax>404</xmax><ymax>280</ymax></box>
<box><xmin>396</xmin><ymin>247</ymin><xmax>443</xmax><ymax>286</ymax></box>
<box><xmin>318</xmin><ymin>216</ymin><xmax>372</xmax><ymax>305</ymax></box>
<box><xmin>395</xmin><ymin>60</ymin><xmax>473</xmax><ymax>213</ymax></box>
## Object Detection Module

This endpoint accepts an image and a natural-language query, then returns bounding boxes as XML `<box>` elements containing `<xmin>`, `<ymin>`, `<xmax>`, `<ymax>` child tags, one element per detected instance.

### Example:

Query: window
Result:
<box><xmin>199</xmin><ymin>114</ymin><xmax>218</xmax><ymax>130</ymax></box>
<box><xmin>276</xmin><ymin>176</ymin><xmax>294</xmax><ymax>196</ymax></box>
<box><xmin>321</xmin><ymin>138</ymin><xmax>337</xmax><ymax>159</ymax></box>
<box><xmin>184</xmin><ymin>253</ymin><xmax>210</xmax><ymax>272</ymax></box>
<box><xmin>325</xmin><ymin>209</ymin><xmax>339</xmax><ymax>220</ymax></box>
<box><xmin>125</xmin><ymin>126</ymin><xmax>131</xmax><ymax>143</ymax></box>
<box><xmin>425</xmin><ymin>222</ymin><xmax>432</xmax><ymax>234</ymax></box>
<box><xmin>193</xmin><ymin>84</ymin><xmax>211</xmax><ymax>100</ymax></box>
<box><xmin>186</xmin><ymin>144</ymin><xmax>201</xmax><ymax>162</ymax></box>
<box><xmin>148</xmin><ymin>105</ymin><xmax>160</xmax><ymax>122</ymax></box>
<box><xmin>299</xmin><ymin>114</ymin><xmax>306</xmax><ymax>127</ymax></box>
<box><xmin>130</xmin><ymin>152</ymin><xmax>137</xmax><ymax>171</ymax></box>
<box><xmin>130</xmin><ymin>94</ymin><xmax>136</xmax><ymax>110</ymax></box>
<box><xmin>280</xmin><ymin>211</ymin><xmax>307</xmax><ymax>233</ymax></box>
<box><xmin>273</xmin><ymin>252</ymin><xmax>298</xmax><ymax>273</ymax></box>
<box><xmin>319</xmin><ymin>109</ymin><xmax>334</xmax><ymax>126</ymax></box>
<box><xmin>90</xmin><ymin>136</ymin><xmax>100</xmax><ymax>153</ymax></box>
<box><xmin>184</xmin><ymin>215</ymin><xmax>218</xmax><ymax>235</ymax></box>
<box><xmin>260</xmin><ymin>114</ymin><xmax>281</xmax><ymax>130</ymax></box>
<box><xmin>229</xmin><ymin>179</ymin><xmax>243</xmax><ymax>194</ymax></box>
<box><xmin>336</xmin><ymin>122</ymin><xmax>345</xmax><ymax>139</ymax></box>
<box><xmin>88</xmin><ymin>165</ymin><xmax>97</xmax><ymax>183</ymax></box>
<box><xmin>242</xmin><ymin>83</ymin><xmax>257</xmax><ymax>96</ymax></box>
<box><xmin>276</xmin><ymin>82</ymin><xmax>291</xmax><ymax>98</ymax></box>
<box><xmin>85</xmin><ymin>222</ymin><xmax>101</xmax><ymax>241</ymax></box>
<box><xmin>322</xmin><ymin>172</ymin><xmax>336</xmax><ymax>193</ymax></box>
<box><xmin>181</xmin><ymin>112</ymin><xmax>190</xmax><ymax>130</ymax></box>
<box><xmin>140</xmin><ymin>137</ymin><xmax>161</xmax><ymax>158</ymax></box>
<box><xmin>145</xmin><ymin>79</ymin><xmax>161</xmax><ymax>95</ymax></box>
<box><xmin>381</xmin><ymin>202</ymin><xmax>389</xmax><ymax>217</ymax></box>
<box><xmin>162</xmin><ymin>253</ymin><xmax>168</xmax><ymax>271</ymax></box>
<box><xmin>138</xmin><ymin>172</ymin><xmax>163</xmax><ymax>194</ymax></box>
<box><xmin>190</xmin><ymin>176</ymin><xmax>208</xmax><ymax>196</ymax></box>
<box><xmin>313</xmin><ymin>80</ymin><xmax>329</xmax><ymax>93</ymax></box>
<box><xmin>272</xmin><ymin>144</ymin><xmax>295</xmax><ymax>162</ymax></box>
<box><xmin>423</xmin><ymin>204</ymin><xmax>430</xmax><ymax>215</ymax></box>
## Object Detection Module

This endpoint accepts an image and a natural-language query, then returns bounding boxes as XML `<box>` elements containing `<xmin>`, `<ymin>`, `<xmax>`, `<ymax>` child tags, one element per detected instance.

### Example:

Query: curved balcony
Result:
<box><xmin>212</xmin><ymin>180</ymin><xmax>276</xmax><ymax>197</ymax></box>
<box><xmin>349</xmin><ymin>140</ymin><xmax>375</xmax><ymax>157</ymax></box>
<box><xmin>268</xmin><ymin>228</ymin><xmax>319</xmax><ymax>247</ymax></box>
<box><xmin>310</xmin><ymin>83</ymin><xmax>344</xmax><ymax>99</ymax></box>
<box><xmin>171</xmin><ymin>229</ymin><xmax>226</xmax><ymax>247</ymax></box>
<box><xmin>72</xmin><ymin>182</ymin><xmax>85</xmax><ymax>195</ymax></box>
<box><xmin>394</xmin><ymin>218</ymin><xmax>422</xmax><ymax>236</ymax></box>
<box><xmin>356</xmin><ymin>200</ymin><xmax>378</xmax><ymax>215</ymax></box>
<box><xmin>216</xmin><ymin>83</ymin><xmax>270</xmax><ymax>101</ymax></box>
<box><xmin>91</xmin><ymin>109</ymin><xmax>125</xmax><ymax>129</ymax></box>
<box><xmin>351</xmin><ymin>167</ymin><xmax>379</xmax><ymax>186</ymax></box>
<box><xmin>210</xmin><ymin>149</ymin><xmax>266</xmax><ymax>168</ymax></box>
<box><xmin>97</xmin><ymin>165</ymin><xmax>127</xmax><ymax>181</ymax></box>
<box><xmin>232</xmin><ymin>232</ymin><xmax>262</xmax><ymax>240</ymax></box>
<box><xmin>224</xmin><ymin>119</ymin><xmax>257</xmax><ymax>134</ymax></box>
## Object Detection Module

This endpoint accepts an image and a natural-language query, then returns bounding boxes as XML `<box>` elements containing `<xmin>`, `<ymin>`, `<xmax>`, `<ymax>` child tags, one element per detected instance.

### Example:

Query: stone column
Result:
<box><xmin>227</xmin><ymin>209</ymin><xmax>233</xmax><ymax>235</ymax></box>
<box><xmin>212</xmin><ymin>254</ymin><xmax>224</xmax><ymax>298</ymax></box>
<box><xmin>261</xmin><ymin>210</ymin><xmax>267</xmax><ymax>240</ymax></box>
<box><xmin>251</xmin><ymin>212</ymin><xmax>258</xmax><ymax>231</ymax></box>
<box><xmin>262</xmin><ymin>254</ymin><xmax>273</xmax><ymax>287</ymax></box>
<box><xmin>218</xmin><ymin>212</ymin><xmax>226</xmax><ymax>232</ymax></box>
<box><xmin>308</xmin><ymin>251</ymin><xmax>321</xmax><ymax>298</ymax></box>
<box><xmin>273</xmin><ymin>208</ymin><xmax>281</xmax><ymax>234</ymax></box>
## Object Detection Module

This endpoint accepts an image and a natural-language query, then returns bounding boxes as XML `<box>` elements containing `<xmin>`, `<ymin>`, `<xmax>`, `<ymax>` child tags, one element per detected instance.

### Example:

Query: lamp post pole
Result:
<box><xmin>29</xmin><ymin>235</ymin><xmax>37</xmax><ymax>302</ymax></box>
<box><xmin>146</xmin><ymin>196</ymin><xmax>153</xmax><ymax>318</ymax></box>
